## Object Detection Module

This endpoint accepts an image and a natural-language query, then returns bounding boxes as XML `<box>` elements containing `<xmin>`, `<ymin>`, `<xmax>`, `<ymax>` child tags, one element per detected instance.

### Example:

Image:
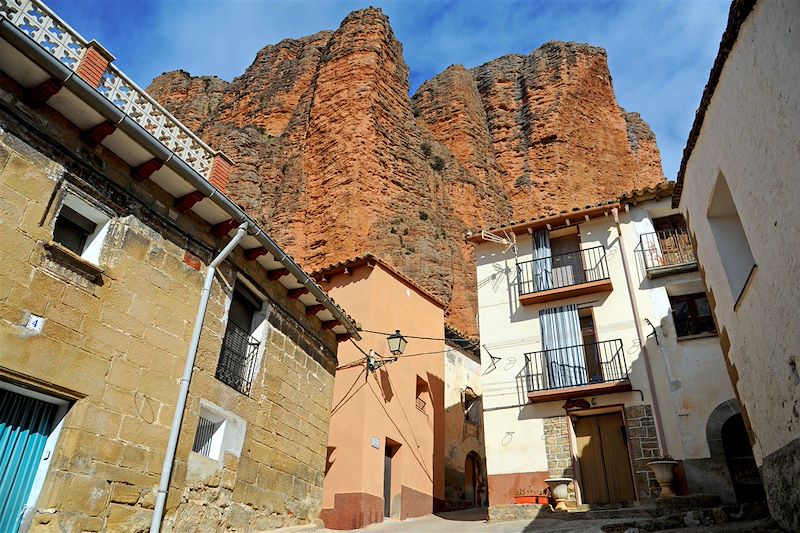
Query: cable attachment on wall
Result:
<box><xmin>366</xmin><ymin>350</ymin><xmax>398</xmax><ymax>381</ymax></box>
<box><xmin>644</xmin><ymin>318</ymin><xmax>659</xmax><ymax>345</ymax></box>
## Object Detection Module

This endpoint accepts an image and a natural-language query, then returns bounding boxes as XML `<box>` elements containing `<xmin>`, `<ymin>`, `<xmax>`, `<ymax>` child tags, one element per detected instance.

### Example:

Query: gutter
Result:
<box><xmin>0</xmin><ymin>18</ymin><xmax>359</xmax><ymax>340</ymax></box>
<box><xmin>150</xmin><ymin>223</ymin><xmax>247</xmax><ymax>533</ymax></box>
<box><xmin>612</xmin><ymin>208</ymin><xmax>668</xmax><ymax>456</ymax></box>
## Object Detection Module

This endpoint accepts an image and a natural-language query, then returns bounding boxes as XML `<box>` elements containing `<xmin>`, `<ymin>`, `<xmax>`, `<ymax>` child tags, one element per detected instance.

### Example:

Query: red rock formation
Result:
<box><xmin>147</xmin><ymin>9</ymin><xmax>664</xmax><ymax>336</ymax></box>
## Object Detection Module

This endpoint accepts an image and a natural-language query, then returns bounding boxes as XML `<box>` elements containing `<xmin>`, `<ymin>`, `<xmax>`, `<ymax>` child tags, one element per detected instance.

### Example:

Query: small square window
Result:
<box><xmin>192</xmin><ymin>415</ymin><xmax>225</xmax><ymax>460</ymax></box>
<box><xmin>52</xmin><ymin>194</ymin><xmax>111</xmax><ymax>265</ymax></box>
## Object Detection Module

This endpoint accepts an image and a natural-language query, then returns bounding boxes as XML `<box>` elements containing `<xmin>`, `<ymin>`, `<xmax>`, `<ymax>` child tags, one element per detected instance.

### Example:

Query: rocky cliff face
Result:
<box><xmin>147</xmin><ymin>8</ymin><xmax>664</xmax><ymax>336</ymax></box>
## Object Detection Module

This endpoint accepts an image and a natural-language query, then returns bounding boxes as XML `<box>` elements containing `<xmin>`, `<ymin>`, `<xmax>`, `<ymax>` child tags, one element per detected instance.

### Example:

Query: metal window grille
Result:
<box><xmin>192</xmin><ymin>416</ymin><xmax>218</xmax><ymax>457</ymax></box>
<box><xmin>215</xmin><ymin>322</ymin><xmax>260</xmax><ymax>395</ymax></box>
<box><xmin>415</xmin><ymin>396</ymin><xmax>427</xmax><ymax>413</ymax></box>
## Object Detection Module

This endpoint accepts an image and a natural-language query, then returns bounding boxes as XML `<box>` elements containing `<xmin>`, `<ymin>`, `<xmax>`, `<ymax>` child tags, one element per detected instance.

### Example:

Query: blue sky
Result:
<box><xmin>47</xmin><ymin>0</ymin><xmax>730</xmax><ymax>180</ymax></box>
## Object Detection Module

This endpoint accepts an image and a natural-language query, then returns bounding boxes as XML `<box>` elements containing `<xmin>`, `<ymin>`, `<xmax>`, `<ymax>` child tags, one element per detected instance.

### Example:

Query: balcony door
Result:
<box><xmin>579</xmin><ymin>308</ymin><xmax>602</xmax><ymax>382</ymax></box>
<box><xmin>550</xmin><ymin>234</ymin><xmax>584</xmax><ymax>288</ymax></box>
<box><xmin>574</xmin><ymin>412</ymin><xmax>636</xmax><ymax>504</ymax></box>
<box><xmin>653</xmin><ymin>215</ymin><xmax>691</xmax><ymax>266</ymax></box>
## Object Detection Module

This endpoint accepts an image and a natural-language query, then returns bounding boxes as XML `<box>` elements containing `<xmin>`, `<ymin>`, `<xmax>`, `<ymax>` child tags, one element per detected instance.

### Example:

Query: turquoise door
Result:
<box><xmin>0</xmin><ymin>389</ymin><xmax>57</xmax><ymax>532</ymax></box>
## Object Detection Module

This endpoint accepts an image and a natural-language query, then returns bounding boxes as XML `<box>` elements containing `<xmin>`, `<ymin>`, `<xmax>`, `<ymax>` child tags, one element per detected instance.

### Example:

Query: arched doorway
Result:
<box><xmin>721</xmin><ymin>413</ymin><xmax>766</xmax><ymax>503</ymax></box>
<box><xmin>464</xmin><ymin>452</ymin><xmax>481</xmax><ymax>507</ymax></box>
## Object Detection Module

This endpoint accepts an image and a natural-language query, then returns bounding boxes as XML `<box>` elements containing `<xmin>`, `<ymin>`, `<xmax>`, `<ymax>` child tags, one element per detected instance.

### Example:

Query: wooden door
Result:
<box><xmin>574</xmin><ymin>412</ymin><xmax>636</xmax><ymax>504</ymax></box>
<box><xmin>550</xmin><ymin>235</ymin><xmax>584</xmax><ymax>286</ymax></box>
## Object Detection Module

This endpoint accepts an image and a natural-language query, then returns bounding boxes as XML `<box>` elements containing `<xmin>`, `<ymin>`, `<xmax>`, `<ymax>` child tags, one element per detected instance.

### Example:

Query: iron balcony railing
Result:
<box><xmin>523</xmin><ymin>339</ymin><xmax>627</xmax><ymax>392</ymax></box>
<box><xmin>516</xmin><ymin>245</ymin><xmax>609</xmax><ymax>296</ymax></box>
<box><xmin>216</xmin><ymin>323</ymin><xmax>260</xmax><ymax>396</ymax></box>
<box><xmin>640</xmin><ymin>228</ymin><xmax>697</xmax><ymax>272</ymax></box>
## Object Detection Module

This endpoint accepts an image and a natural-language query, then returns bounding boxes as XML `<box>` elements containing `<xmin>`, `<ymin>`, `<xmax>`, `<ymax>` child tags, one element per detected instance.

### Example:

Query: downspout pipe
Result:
<box><xmin>150</xmin><ymin>222</ymin><xmax>248</xmax><ymax>533</ymax></box>
<box><xmin>612</xmin><ymin>208</ymin><xmax>669</xmax><ymax>456</ymax></box>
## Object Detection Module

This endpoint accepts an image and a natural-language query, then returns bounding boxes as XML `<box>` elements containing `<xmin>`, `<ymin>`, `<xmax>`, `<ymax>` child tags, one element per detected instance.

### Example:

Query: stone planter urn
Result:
<box><xmin>647</xmin><ymin>460</ymin><xmax>678</xmax><ymax>498</ymax></box>
<box><xmin>544</xmin><ymin>477</ymin><xmax>572</xmax><ymax>511</ymax></box>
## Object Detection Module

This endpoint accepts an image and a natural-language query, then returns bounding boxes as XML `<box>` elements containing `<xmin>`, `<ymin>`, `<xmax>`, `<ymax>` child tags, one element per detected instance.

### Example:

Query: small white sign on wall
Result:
<box><xmin>25</xmin><ymin>314</ymin><xmax>45</xmax><ymax>334</ymax></box>
<box><xmin>370</xmin><ymin>436</ymin><xmax>380</xmax><ymax>449</ymax></box>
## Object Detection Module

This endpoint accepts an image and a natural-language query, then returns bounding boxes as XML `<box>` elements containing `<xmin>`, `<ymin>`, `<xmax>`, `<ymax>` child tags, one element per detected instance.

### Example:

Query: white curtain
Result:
<box><xmin>532</xmin><ymin>229</ymin><xmax>552</xmax><ymax>291</ymax></box>
<box><xmin>539</xmin><ymin>304</ymin><xmax>584</xmax><ymax>388</ymax></box>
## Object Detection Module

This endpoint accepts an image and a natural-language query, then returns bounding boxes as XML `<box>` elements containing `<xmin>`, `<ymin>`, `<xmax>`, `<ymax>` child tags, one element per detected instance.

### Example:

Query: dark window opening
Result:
<box><xmin>670</xmin><ymin>292</ymin><xmax>717</xmax><ymax>338</ymax></box>
<box><xmin>463</xmin><ymin>387</ymin><xmax>481</xmax><ymax>425</ymax></box>
<box><xmin>53</xmin><ymin>205</ymin><xmax>96</xmax><ymax>255</ymax></box>
<box><xmin>216</xmin><ymin>283</ymin><xmax>261</xmax><ymax>395</ymax></box>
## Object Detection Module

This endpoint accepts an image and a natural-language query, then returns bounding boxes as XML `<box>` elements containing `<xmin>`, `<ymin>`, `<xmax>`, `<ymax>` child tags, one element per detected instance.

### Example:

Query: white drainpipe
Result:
<box><xmin>150</xmin><ymin>222</ymin><xmax>248</xmax><ymax>533</ymax></box>
<box><xmin>612</xmin><ymin>208</ymin><xmax>669</xmax><ymax>456</ymax></box>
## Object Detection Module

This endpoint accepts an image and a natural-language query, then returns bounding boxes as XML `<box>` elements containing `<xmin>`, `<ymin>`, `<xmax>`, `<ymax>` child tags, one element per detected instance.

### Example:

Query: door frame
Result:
<box><xmin>0</xmin><ymin>380</ymin><xmax>70</xmax><ymax>532</ymax></box>
<box><xmin>566</xmin><ymin>403</ymin><xmax>639</xmax><ymax>505</ymax></box>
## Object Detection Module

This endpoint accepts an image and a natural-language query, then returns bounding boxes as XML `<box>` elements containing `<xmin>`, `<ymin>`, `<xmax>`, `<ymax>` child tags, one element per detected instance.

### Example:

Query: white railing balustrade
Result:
<box><xmin>2</xmin><ymin>0</ymin><xmax>218</xmax><ymax>178</ymax></box>
<box><xmin>98</xmin><ymin>68</ymin><xmax>214</xmax><ymax>177</ymax></box>
<box><xmin>1</xmin><ymin>0</ymin><xmax>86</xmax><ymax>70</ymax></box>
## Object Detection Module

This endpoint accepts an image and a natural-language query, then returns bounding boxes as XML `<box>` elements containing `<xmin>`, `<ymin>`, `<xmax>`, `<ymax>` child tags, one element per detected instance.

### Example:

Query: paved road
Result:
<box><xmin>311</xmin><ymin>508</ymin><xmax>631</xmax><ymax>533</ymax></box>
<box><xmin>306</xmin><ymin>508</ymin><xmax>779</xmax><ymax>533</ymax></box>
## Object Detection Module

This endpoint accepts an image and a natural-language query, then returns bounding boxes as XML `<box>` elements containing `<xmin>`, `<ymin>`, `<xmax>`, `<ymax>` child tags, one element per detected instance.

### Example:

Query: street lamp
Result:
<box><xmin>386</xmin><ymin>330</ymin><xmax>407</xmax><ymax>356</ymax></box>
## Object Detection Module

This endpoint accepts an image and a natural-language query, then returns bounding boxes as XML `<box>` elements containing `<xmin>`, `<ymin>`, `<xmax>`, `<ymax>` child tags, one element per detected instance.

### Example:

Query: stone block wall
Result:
<box><xmin>0</xmin><ymin>89</ymin><xmax>337</xmax><ymax>531</ymax></box>
<box><xmin>543</xmin><ymin>416</ymin><xmax>573</xmax><ymax>479</ymax></box>
<box><xmin>626</xmin><ymin>404</ymin><xmax>662</xmax><ymax>498</ymax></box>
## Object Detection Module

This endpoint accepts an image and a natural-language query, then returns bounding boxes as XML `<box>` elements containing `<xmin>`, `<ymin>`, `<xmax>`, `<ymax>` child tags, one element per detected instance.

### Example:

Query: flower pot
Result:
<box><xmin>544</xmin><ymin>477</ymin><xmax>572</xmax><ymax>511</ymax></box>
<box><xmin>647</xmin><ymin>460</ymin><xmax>678</xmax><ymax>498</ymax></box>
<box><xmin>513</xmin><ymin>495</ymin><xmax>548</xmax><ymax>505</ymax></box>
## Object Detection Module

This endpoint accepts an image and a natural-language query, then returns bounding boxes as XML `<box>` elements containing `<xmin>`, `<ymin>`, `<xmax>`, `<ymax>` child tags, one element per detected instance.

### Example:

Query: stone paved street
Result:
<box><xmin>302</xmin><ymin>508</ymin><xmax>779</xmax><ymax>533</ymax></box>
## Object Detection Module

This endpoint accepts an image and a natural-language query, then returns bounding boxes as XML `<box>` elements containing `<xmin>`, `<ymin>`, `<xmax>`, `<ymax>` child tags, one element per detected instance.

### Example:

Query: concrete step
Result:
<box><xmin>596</xmin><ymin>502</ymin><xmax>773</xmax><ymax>532</ymax></box>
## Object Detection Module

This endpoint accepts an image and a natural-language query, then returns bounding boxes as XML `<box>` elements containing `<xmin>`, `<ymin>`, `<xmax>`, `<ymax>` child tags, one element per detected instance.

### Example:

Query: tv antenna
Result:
<box><xmin>481</xmin><ymin>229</ymin><xmax>518</xmax><ymax>258</ymax></box>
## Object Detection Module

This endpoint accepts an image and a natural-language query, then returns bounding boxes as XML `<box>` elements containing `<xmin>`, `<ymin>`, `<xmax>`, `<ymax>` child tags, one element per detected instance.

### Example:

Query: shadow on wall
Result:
<box><xmin>428</xmin><ymin>372</ymin><xmax>446</xmax><ymax>512</ymax></box>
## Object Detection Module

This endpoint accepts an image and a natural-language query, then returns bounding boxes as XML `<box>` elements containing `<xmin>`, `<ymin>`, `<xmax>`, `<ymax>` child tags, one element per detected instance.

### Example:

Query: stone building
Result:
<box><xmin>469</xmin><ymin>183</ymin><xmax>751</xmax><ymax>518</ymax></box>
<box><xmin>672</xmin><ymin>0</ymin><xmax>799</xmax><ymax>529</ymax></box>
<box><xmin>314</xmin><ymin>255</ymin><xmax>446</xmax><ymax>529</ymax></box>
<box><xmin>0</xmin><ymin>2</ymin><xmax>359</xmax><ymax>531</ymax></box>
<box><xmin>443</xmin><ymin>325</ymin><xmax>487</xmax><ymax>510</ymax></box>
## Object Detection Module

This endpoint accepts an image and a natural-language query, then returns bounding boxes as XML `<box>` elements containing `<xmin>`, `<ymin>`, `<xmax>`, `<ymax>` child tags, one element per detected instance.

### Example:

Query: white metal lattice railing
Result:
<box><xmin>98</xmin><ymin>67</ymin><xmax>214</xmax><ymax>176</ymax></box>
<box><xmin>0</xmin><ymin>0</ymin><xmax>86</xmax><ymax>69</ymax></box>
<box><xmin>1</xmin><ymin>0</ymin><xmax>217</xmax><ymax>178</ymax></box>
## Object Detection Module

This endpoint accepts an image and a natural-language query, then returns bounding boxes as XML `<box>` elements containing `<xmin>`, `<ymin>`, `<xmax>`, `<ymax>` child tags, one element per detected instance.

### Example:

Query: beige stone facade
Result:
<box><xmin>0</xmin><ymin>7</ymin><xmax>355</xmax><ymax>531</ymax></box>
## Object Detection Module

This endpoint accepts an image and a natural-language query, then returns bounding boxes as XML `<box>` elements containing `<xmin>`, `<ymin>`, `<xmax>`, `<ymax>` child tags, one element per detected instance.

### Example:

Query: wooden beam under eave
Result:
<box><xmin>81</xmin><ymin>121</ymin><xmax>116</xmax><ymax>148</ymax></box>
<box><xmin>132</xmin><ymin>158</ymin><xmax>163</xmax><ymax>182</ymax></box>
<box><xmin>336</xmin><ymin>333</ymin><xmax>350</xmax><ymax>342</ymax></box>
<box><xmin>267</xmin><ymin>268</ymin><xmax>289</xmax><ymax>281</ymax></box>
<box><xmin>244</xmin><ymin>247</ymin><xmax>267</xmax><ymax>261</ymax></box>
<box><xmin>25</xmin><ymin>78</ymin><xmax>61</xmax><ymax>105</ymax></box>
<box><xmin>322</xmin><ymin>320</ymin><xmax>338</xmax><ymax>330</ymax></box>
<box><xmin>288</xmin><ymin>287</ymin><xmax>309</xmax><ymax>300</ymax></box>
<box><xmin>174</xmin><ymin>191</ymin><xmax>205</xmax><ymax>213</ymax></box>
<box><xmin>305</xmin><ymin>304</ymin><xmax>325</xmax><ymax>316</ymax></box>
<box><xmin>210</xmin><ymin>218</ymin><xmax>237</xmax><ymax>238</ymax></box>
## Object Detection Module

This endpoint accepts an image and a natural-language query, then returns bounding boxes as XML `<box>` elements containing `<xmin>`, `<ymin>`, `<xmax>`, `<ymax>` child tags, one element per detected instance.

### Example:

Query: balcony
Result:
<box><xmin>523</xmin><ymin>339</ymin><xmax>631</xmax><ymax>403</ymax></box>
<box><xmin>516</xmin><ymin>246</ymin><xmax>612</xmax><ymax>305</ymax></box>
<box><xmin>215</xmin><ymin>323</ymin><xmax>260</xmax><ymax>395</ymax></box>
<box><xmin>640</xmin><ymin>229</ymin><xmax>697</xmax><ymax>278</ymax></box>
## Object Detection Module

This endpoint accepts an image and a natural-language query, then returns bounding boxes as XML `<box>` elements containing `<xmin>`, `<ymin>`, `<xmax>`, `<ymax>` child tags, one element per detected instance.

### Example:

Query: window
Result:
<box><xmin>192</xmin><ymin>415</ymin><xmax>225</xmax><ymax>460</ymax></box>
<box><xmin>463</xmin><ymin>387</ymin><xmax>481</xmax><ymax>425</ymax></box>
<box><xmin>707</xmin><ymin>172</ymin><xmax>755</xmax><ymax>305</ymax></box>
<box><xmin>670</xmin><ymin>292</ymin><xmax>717</xmax><ymax>338</ymax></box>
<box><xmin>52</xmin><ymin>194</ymin><xmax>111</xmax><ymax>264</ymax></box>
<box><xmin>216</xmin><ymin>283</ymin><xmax>262</xmax><ymax>395</ymax></box>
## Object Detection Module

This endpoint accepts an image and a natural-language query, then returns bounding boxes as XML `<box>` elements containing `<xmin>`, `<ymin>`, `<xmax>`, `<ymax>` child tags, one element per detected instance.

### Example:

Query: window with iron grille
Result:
<box><xmin>216</xmin><ymin>284</ymin><xmax>261</xmax><ymax>395</ymax></box>
<box><xmin>670</xmin><ymin>292</ymin><xmax>717</xmax><ymax>338</ymax></box>
<box><xmin>192</xmin><ymin>415</ymin><xmax>224</xmax><ymax>460</ymax></box>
